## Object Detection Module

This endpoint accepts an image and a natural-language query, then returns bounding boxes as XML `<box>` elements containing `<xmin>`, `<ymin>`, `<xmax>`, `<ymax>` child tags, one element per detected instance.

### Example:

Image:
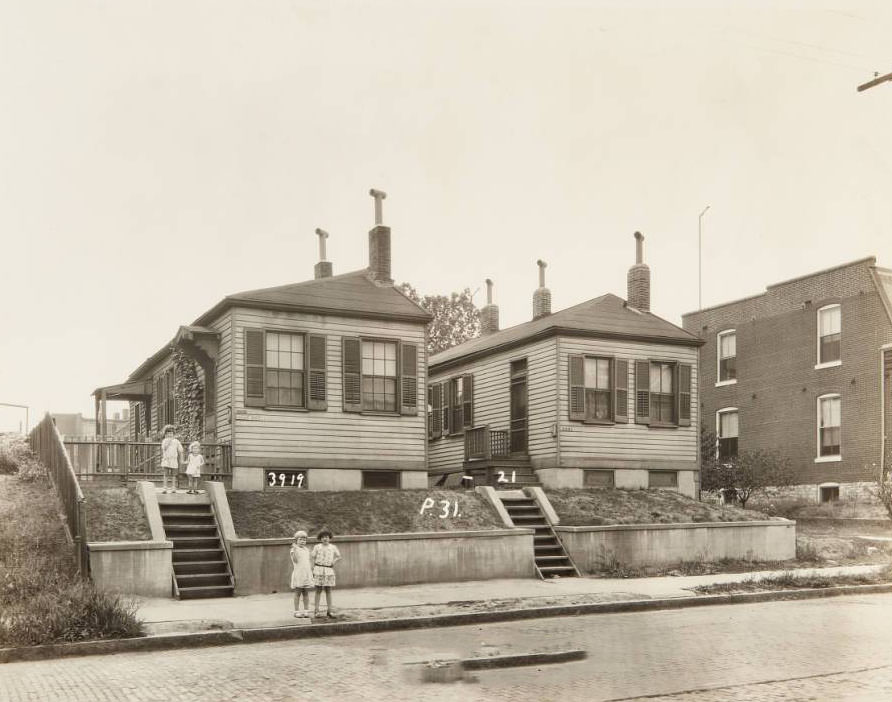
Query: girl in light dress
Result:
<box><xmin>311</xmin><ymin>528</ymin><xmax>341</xmax><ymax>619</ymax></box>
<box><xmin>289</xmin><ymin>530</ymin><xmax>314</xmax><ymax>618</ymax></box>
<box><xmin>159</xmin><ymin>425</ymin><xmax>183</xmax><ymax>494</ymax></box>
<box><xmin>184</xmin><ymin>441</ymin><xmax>205</xmax><ymax>494</ymax></box>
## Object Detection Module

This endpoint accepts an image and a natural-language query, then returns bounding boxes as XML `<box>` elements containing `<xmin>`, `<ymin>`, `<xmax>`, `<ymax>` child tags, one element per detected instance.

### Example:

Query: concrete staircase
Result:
<box><xmin>500</xmin><ymin>493</ymin><xmax>579</xmax><ymax>579</ymax></box>
<box><xmin>158</xmin><ymin>494</ymin><xmax>235</xmax><ymax>599</ymax></box>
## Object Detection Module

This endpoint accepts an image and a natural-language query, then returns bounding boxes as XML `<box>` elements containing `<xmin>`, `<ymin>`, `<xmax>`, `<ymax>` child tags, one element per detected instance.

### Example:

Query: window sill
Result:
<box><xmin>814</xmin><ymin>455</ymin><xmax>841</xmax><ymax>463</ymax></box>
<box><xmin>361</xmin><ymin>410</ymin><xmax>401</xmax><ymax>417</ymax></box>
<box><xmin>648</xmin><ymin>422</ymin><xmax>678</xmax><ymax>429</ymax></box>
<box><xmin>261</xmin><ymin>406</ymin><xmax>309</xmax><ymax>413</ymax></box>
<box><xmin>814</xmin><ymin>360</ymin><xmax>841</xmax><ymax>370</ymax></box>
<box><xmin>582</xmin><ymin>419</ymin><xmax>615</xmax><ymax>426</ymax></box>
<box><xmin>715</xmin><ymin>380</ymin><xmax>737</xmax><ymax>387</ymax></box>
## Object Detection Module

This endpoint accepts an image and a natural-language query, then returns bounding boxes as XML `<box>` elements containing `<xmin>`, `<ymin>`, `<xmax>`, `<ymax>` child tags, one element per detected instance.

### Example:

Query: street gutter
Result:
<box><xmin>3</xmin><ymin>582</ymin><xmax>892</xmax><ymax>664</ymax></box>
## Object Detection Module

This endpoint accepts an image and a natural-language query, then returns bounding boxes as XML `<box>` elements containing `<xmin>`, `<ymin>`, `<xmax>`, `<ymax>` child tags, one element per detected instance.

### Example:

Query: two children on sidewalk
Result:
<box><xmin>290</xmin><ymin>528</ymin><xmax>341</xmax><ymax>619</ymax></box>
<box><xmin>160</xmin><ymin>425</ymin><xmax>205</xmax><ymax>494</ymax></box>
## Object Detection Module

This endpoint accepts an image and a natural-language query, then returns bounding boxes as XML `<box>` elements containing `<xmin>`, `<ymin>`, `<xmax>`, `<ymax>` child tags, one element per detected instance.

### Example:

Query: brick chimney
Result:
<box><xmin>533</xmin><ymin>259</ymin><xmax>551</xmax><ymax>320</ymax></box>
<box><xmin>627</xmin><ymin>231</ymin><xmax>651</xmax><ymax>312</ymax></box>
<box><xmin>480</xmin><ymin>278</ymin><xmax>500</xmax><ymax>335</ymax></box>
<box><xmin>368</xmin><ymin>188</ymin><xmax>392</xmax><ymax>283</ymax></box>
<box><xmin>314</xmin><ymin>228</ymin><xmax>333</xmax><ymax>279</ymax></box>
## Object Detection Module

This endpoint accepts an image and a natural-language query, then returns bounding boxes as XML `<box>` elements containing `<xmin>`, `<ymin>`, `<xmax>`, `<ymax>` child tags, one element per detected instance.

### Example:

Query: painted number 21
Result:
<box><xmin>497</xmin><ymin>471</ymin><xmax>516</xmax><ymax>484</ymax></box>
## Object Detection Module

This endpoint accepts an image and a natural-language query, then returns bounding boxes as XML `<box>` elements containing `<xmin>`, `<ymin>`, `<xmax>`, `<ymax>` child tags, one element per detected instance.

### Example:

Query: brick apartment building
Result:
<box><xmin>682</xmin><ymin>257</ymin><xmax>892</xmax><ymax>503</ymax></box>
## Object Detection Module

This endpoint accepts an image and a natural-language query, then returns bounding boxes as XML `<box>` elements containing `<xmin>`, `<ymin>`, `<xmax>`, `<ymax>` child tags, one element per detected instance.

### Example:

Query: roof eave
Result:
<box><xmin>197</xmin><ymin>297</ymin><xmax>431</xmax><ymax>326</ymax></box>
<box><xmin>430</xmin><ymin>325</ymin><xmax>703</xmax><ymax>375</ymax></box>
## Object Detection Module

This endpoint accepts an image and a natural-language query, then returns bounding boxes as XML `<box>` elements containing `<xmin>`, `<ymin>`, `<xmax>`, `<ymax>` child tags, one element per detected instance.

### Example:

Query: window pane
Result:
<box><xmin>661</xmin><ymin>365</ymin><xmax>673</xmax><ymax>391</ymax></box>
<box><xmin>293</xmin><ymin>336</ymin><xmax>304</xmax><ymax>354</ymax></box>
<box><xmin>719</xmin><ymin>411</ymin><xmax>738</xmax><ymax>438</ymax></box>
<box><xmin>597</xmin><ymin>359</ymin><xmax>610</xmax><ymax>389</ymax></box>
<box><xmin>266</xmin><ymin>350</ymin><xmax>277</xmax><ymax>367</ymax></box>
<box><xmin>820</xmin><ymin>334</ymin><xmax>840</xmax><ymax>364</ymax></box>
<box><xmin>384</xmin><ymin>343</ymin><xmax>395</xmax><ymax>360</ymax></box>
<box><xmin>385</xmin><ymin>359</ymin><xmax>396</xmax><ymax>376</ymax></box>
<box><xmin>362</xmin><ymin>358</ymin><xmax>374</xmax><ymax>374</ymax></box>
<box><xmin>374</xmin><ymin>358</ymin><xmax>385</xmax><ymax>375</ymax></box>
<box><xmin>720</xmin><ymin>357</ymin><xmax>737</xmax><ymax>382</ymax></box>
<box><xmin>267</xmin><ymin>334</ymin><xmax>279</xmax><ymax>351</ymax></box>
<box><xmin>650</xmin><ymin>364</ymin><xmax>661</xmax><ymax>392</ymax></box>
<box><xmin>584</xmin><ymin>358</ymin><xmax>598</xmax><ymax>388</ymax></box>
<box><xmin>820</xmin><ymin>307</ymin><xmax>840</xmax><ymax>336</ymax></box>
<box><xmin>820</xmin><ymin>397</ymin><xmax>840</xmax><ymax>427</ymax></box>
<box><xmin>720</xmin><ymin>332</ymin><xmax>736</xmax><ymax>358</ymax></box>
<box><xmin>362</xmin><ymin>341</ymin><xmax>373</xmax><ymax>358</ymax></box>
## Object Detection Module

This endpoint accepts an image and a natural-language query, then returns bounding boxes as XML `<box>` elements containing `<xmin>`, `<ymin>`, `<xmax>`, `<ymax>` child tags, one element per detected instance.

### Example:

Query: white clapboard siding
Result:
<box><xmin>230</xmin><ymin>307</ymin><xmax>426</xmax><ymax>464</ymax></box>
<box><xmin>557</xmin><ymin>336</ymin><xmax>699</xmax><ymax>463</ymax></box>
<box><xmin>212</xmin><ymin>312</ymin><xmax>233</xmax><ymax>443</ymax></box>
<box><xmin>428</xmin><ymin>338</ymin><xmax>558</xmax><ymax>471</ymax></box>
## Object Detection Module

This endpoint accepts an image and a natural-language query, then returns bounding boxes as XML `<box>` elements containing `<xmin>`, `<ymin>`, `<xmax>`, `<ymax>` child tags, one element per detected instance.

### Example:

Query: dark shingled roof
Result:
<box><xmin>430</xmin><ymin>293</ymin><xmax>702</xmax><ymax>371</ymax></box>
<box><xmin>120</xmin><ymin>269</ymin><xmax>431</xmax><ymax>382</ymax></box>
<box><xmin>194</xmin><ymin>269</ymin><xmax>431</xmax><ymax>326</ymax></box>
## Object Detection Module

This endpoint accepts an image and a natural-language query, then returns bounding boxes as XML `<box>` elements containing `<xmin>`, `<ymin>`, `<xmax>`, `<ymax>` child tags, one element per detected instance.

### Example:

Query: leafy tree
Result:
<box><xmin>398</xmin><ymin>283</ymin><xmax>481</xmax><ymax>356</ymax></box>
<box><xmin>876</xmin><ymin>466</ymin><xmax>892</xmax><ymax>520</ymax></box>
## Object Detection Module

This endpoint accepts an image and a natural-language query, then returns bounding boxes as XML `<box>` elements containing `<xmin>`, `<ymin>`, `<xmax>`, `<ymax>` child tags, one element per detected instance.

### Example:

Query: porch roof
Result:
<box><xmin>430</xmin><ymin>293</ymin><xmax>703</xmax><ymax>372</ymax></box>
<box><xmin>92</xmin><ymin>379</ymin><xmax>153</xmax><ymax>400</ymax></box>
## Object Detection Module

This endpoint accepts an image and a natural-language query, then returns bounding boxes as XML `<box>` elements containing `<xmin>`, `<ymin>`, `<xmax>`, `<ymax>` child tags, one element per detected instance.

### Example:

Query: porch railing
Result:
<box><xmin>464</xmin><ymin>425</ymin><xmax>511</xmax><ymax>462</ymax></box>
<box><xmin>29</xmin><ymin>414</ymin><xmax>89</xmax><ymax>577</ymax></box>
<box><xmin>63</xmin><ymin>438</ymin><xmax>232</xmax><ymax>484</ymax></box>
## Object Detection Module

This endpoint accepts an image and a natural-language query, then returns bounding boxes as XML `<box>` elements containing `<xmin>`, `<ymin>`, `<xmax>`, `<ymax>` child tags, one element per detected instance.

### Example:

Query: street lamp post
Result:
<box><xmin>698</xmin><ymin>205</ymin><xmax>711</xmax><ymax>310</ymax></box>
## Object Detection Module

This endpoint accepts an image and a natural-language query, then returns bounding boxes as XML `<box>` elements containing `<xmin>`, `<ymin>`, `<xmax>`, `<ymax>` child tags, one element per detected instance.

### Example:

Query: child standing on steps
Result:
<box><xmin>290</xmin><ymin>530</ymin><xmax>313</xmax><ymax>618</ymax></box>
<box><xmin>185</xmin><ymin>441</ymin><xmax>204</xmax><ymax>494</ymax></box>
<box><xmin>159</xmin><ymin>425</ymin><xmax>183</xmax><ymax>494</ymax></box>
<box><xmin>311</xmin><ymin>528</ymin><xmax>341</xmax><ymax>619</ymax></box>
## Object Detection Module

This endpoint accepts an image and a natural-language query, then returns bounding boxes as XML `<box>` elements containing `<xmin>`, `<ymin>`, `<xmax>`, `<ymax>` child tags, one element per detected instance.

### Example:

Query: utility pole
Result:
<box><xmin>0</xmin><ymin>402</ymin><xmax>29</xmax><ymax>434</ymax></box>
<box><xmin>857</xmin><ymin>70</ymin><xmax>892</xmax><ymax>92</ymax></box>
<box><xmin>698</xmin><ymin>205</ymin><xmax>710</xmax><ymax>310</ymax></box>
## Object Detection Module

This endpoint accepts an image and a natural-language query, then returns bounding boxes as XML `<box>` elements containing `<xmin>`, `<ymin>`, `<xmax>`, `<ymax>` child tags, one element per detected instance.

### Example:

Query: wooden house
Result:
<box><xmin>93</xmin><ymin>192</ymin><xmax>432</xmax><ymax>491</ymax></box>
<box><xmin>428</xmin><ymin>233</ymin><xmax>705</xmax><ymax>497</ymax></box>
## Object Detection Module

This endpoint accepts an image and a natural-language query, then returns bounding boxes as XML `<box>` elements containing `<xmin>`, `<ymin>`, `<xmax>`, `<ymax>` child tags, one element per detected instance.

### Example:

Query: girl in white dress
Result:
<box><xmin>289</xmin><ymin>530</ymin><xmax>314</xmax><ymax>618</ymax></box>
<box><xmin>159</xmin><ymin>425</ymin><xmax>183</xmax><ymax>494</ymax></box>
<box><xmin>184</xmin><ymin>441</ymin><xmax>205</xmax><ymax>494</ymax></box>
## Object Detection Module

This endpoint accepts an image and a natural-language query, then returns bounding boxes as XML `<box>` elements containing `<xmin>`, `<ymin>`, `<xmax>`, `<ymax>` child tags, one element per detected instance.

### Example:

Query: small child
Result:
<box><xmin>311</xmin><ymin>528</ymin><xmax>341</xmax><ymax>619</ymax></box>
<box><xmin>159</xmin><ymin>425</ymin><xmax>183</xmax><ymax>494</ymax></box>
<box><xmin>185</xmin><ymin>441</ymin><xmax>205</xmax><ymax>494</ymax></box>
<box><xmin>289</xmin><ymin>530</ymin><xmax>314</xmax><ymax>618</ymax></box>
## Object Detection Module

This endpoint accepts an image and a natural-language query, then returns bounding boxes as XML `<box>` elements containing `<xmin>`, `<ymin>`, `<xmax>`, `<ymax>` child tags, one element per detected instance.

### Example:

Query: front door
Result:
<box><xmin>510</xmin><ymin>359</ymin><xmax>528</xmax><ymax>454</ymax></box>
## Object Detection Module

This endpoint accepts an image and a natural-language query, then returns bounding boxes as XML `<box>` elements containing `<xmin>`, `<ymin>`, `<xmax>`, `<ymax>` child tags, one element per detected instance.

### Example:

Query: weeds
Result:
<box><xmin>691</xmin><ymin>565</ymin><xmax>892</xmax><ymax>595</ymax></box>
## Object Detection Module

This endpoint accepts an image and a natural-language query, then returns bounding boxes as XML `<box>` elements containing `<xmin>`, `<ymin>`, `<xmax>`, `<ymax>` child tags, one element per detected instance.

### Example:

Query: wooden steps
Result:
<box><xmin>160</xmin><ymin>500</ymin><xmax>235</xmax><ymax>599</ymax></box>
<box><xmin>500</xmin><ymin>494</ymin><xmax>579</xmax><ymax>579</ymax></box>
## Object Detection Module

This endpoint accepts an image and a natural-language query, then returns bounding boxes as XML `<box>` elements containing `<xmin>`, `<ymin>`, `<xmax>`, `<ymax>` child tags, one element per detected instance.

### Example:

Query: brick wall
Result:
<box><xmin>683</xmin><ymin>259</ymin><xmax>892</xmax><ymax>486</ymax></box>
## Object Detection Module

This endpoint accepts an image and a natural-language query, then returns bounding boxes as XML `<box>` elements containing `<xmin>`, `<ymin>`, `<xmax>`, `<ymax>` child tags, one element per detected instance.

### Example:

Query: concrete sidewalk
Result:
<box><xmin>136</xmin><ymin>563</ymin><xmax>885</xmax><ymax>634</ymax></box>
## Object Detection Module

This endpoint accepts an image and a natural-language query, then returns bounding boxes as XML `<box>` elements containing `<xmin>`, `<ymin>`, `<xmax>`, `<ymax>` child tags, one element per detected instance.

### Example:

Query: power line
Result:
<box><xmin>858</xmin><ymin>70</ymin><xmax>892</xmax><ymax>92</ymax></box>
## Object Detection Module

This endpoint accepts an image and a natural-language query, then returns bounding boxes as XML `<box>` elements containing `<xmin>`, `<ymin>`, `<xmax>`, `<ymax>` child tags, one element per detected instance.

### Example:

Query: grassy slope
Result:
<box><xmin>547</xmin><ymin>488</ymin><xmax>773</xmax><ymax>526</ymax></box>
<box><xmin>81</xmin><ymin>483</ymin><xmax>152</xmax><ymax>541</ymax></box>
<box><xmin>228</xmin><ymin>489</ymin><xmax>503</xmax><ymax>538</ymax></box>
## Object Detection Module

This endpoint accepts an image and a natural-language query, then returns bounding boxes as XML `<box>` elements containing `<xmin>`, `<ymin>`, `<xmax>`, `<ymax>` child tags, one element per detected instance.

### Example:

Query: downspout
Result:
<box><xmin>555</xmin><ymin>336</ymin><xmax>562</xmax><ymax>469</ymax></box>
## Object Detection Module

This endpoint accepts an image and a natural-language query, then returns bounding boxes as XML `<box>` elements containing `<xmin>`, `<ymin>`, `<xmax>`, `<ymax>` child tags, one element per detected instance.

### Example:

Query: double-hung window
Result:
<box><xmin>817</xmin><ymin>394</ymin><xmax>841</xmax><ymax>460</ymax></box>
<box><xmin>817</xmin><ymin>305</ymin><xmax>841</xmax><ymax>366</ymax></box>
<box><xmin>568</xmin><ymin>356</ymin><xmax>628</xmax><ymax>424</ymax></box>
<box><xmin>427</xmin><ymin>374</ymin><xmax>474</xmax><ymax>438</ymax></box>
<box><xmin>633</xmin><ymin>360</ymin><xmax>692</xmax><ymax>428</ymax></box>
<box><xmin>649</xmin><ymin>362</ymin><xmax>675</xmax><ymax>424</ymax></box>
<box><xmin>342</xmin><ymin>337</ymin><xmax>418</xmax><ymax>415</ymax></box>
<box><xmin>266</xmin><ymin>332</ymin><xmax>305</xmax><ymax>407</ymax></box>
<box><xmin>361</xmin><ymin>340</ymin><xmax>397</xmax><ymax>412</ymax></box>
<box><xmin>244</xmin><ymin>329</ymin><xmax>328</xmax><ymax>411</ymax></box>
<box><xmin>717</xmin><ymin>330</ymin><xmax>737</xmax><ymax>384</ymax></box>
<box><xmin>716</xmin><ymin>408</ymin><xmax>739</xmax><ymax>461</ymax></box>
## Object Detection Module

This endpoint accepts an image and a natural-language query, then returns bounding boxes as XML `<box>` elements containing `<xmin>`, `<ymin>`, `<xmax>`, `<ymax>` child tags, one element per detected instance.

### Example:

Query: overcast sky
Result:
<box><xmin>1</xmin><ymin>0</ymin><xmax>891</xmax><ymax>429</ymax></box>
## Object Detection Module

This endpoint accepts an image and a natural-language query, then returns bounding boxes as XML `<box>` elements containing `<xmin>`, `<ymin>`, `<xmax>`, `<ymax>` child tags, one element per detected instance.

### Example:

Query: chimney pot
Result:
<box><xmin>481</xmin><ymin>278</ymin><xmax>500</xmax><ymax>335</ymax></box>
<box><xmin>627</xmin><ymin>231</ymin><xmax>651</xmax><ymax>312</ymax></box>
<box><xmin>314</xmin><ymin>228</ymin><xmax>333</xmax><ymax>279</ymax></box>
<box><xmin>533</xmin><ymin>260</ymin><xmax>552</xmax><ymax>320</ymax></box>
<box><xmin>367</xmin><ymin>189</ymin><xmax>393</xmax><ymax>283</ymax></box>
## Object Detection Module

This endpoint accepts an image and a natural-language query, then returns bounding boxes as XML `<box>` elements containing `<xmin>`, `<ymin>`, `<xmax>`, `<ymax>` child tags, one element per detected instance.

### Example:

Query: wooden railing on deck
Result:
<box><xmin>464</xmin><ymin>425</ymin><xmax>511</xmax><ymax>461</ymax></box>
<box><xmin>64</xmin><ymin>438</ymin><xmax>232</xmax><ymax>484</ymax></box>
<box><xmin>29</xmin><ymin>414</ymin><xmax>89</xmax><ymax>577</ymax></box>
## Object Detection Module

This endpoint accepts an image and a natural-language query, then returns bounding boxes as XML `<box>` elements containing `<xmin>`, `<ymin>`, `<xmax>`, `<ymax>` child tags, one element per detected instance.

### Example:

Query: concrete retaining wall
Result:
<box><xmin>228</xmin><ymin>529</ymin><xmax>535</xmax><ymax>594</ymax></box>
<box><xmin>555</xmin><ymin>520</ymin><xmax>796</xmax><ymax>572</ymax></box>
<box><xmin>88</xmin><ymin>541</ymin><xmax>173</xmax><ymax>597</ymax></box>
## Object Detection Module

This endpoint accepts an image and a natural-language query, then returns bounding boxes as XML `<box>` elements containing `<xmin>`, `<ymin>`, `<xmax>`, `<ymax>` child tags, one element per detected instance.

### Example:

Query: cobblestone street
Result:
<box><xmin>3</xmin><ymin>594</ymin><xmax>892</xmax><ymax>701</ymax></box>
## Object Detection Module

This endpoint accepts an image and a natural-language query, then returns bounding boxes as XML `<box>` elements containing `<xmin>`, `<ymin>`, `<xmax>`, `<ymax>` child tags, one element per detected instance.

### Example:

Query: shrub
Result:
<box><xmin>0</xmin><ymin>435</ymin><xmax>30</xmax><ymax>475</ymax></box>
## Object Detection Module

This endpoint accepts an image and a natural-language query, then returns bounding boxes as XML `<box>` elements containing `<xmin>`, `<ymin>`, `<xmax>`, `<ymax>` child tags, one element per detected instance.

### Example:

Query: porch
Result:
<box><xmin>433</xmin><ymin>425</ymin><xmax>539</xmax><ymax>489</ymax></box>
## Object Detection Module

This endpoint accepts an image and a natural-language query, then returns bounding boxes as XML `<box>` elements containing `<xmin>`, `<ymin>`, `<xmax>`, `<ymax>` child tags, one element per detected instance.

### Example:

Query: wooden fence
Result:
<box><xmin>64</xmin><ymin>438</ymin><xmax>232</xmax><ymax>484</ymax></box>
<box><xmin>29</xmin><ymin>414</ymin><xmax>89</xmax><ymax>577</ymax></box>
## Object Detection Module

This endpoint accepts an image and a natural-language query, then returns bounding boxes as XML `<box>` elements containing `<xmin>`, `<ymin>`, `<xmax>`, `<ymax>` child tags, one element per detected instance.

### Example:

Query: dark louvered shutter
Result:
<box><xmin>342</xmin><ymin>337</ymin><xmax>362</xmax><ymax>412</ymax></box>
<box><xmin>615</xmin><ymin>359</ymin><xmax>629</xmax><ymax>423</ymax></box>
<box><xmin>462</xmin><ymin>374</ymin><xmax>474</xmax><ymax>428</ymax></box>
<box><xmin>678</xmin><ymin>363</ymin><xmax>692</xmax><ymax>427</ymax></box>
<box><xmin>307</xmin><ymin>334</ymin><xmax>328</xmax><ymax>411</ymax></box>
<box><xmin>430</xmin><ymin>383</ymin><xmax>442</xmax><ymax>438</ymax></box>
<box><xmin>635</xmin><ymin>360</ymin><xmax>651</xmax><ymax>425</ymax></box>
<box><xmin>244</xmin><ymin>329</ymin><xmax>266</xmax><ymax>408</ymax></box>
<box><xmin>400</xmin><ymin>343</ymin><xmax>418</xmax><ymax>415</ymax></box>
<box><xmin>442</xmin><ymin>381</ymin><xmax>451</xmax><ymax>435</ymax></box>
<box><xmin>568</xmin><ymin>355</ymin><xmax>585</xmax><ymax>421</ymax></box>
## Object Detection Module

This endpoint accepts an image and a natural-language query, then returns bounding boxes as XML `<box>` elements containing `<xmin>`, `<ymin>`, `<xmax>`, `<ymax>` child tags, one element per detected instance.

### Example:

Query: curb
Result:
<box><xmin>3</xmin><ymin>582</ymin><xmax>892</xmax><ymax>664</ymax></box>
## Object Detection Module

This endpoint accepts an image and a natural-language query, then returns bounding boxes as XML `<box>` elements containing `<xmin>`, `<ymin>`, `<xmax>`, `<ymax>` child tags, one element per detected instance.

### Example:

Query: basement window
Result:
<box><xmin>820</xmin><ymin>485</ymin><xmax>840</xmax><ymax>503</ymax></box>
<box><xmin>362</xmin><ymin>470</ymin><xmax>401</xmax><ymax>490</ymax></box>
<box><xmin>584</xmin><ymin>470</ymin><xmax>615</xmax><ymax>488</ymax></box>
<box><xmin>648</xmin><ymin>471</ymin><xmax>678</xmax><ymax>489</ymax></box>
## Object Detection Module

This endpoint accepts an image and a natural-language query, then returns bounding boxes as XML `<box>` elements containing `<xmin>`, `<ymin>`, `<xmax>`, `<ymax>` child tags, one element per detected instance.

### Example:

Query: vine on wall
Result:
<box><xmin>173</xmin><ymin>349</ymin><xmax>204</xmax><ymax>444</ymax></box>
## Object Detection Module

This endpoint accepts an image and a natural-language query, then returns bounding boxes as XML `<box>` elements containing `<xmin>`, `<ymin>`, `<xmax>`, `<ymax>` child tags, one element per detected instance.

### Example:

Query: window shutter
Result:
<box><xmin>568</xmin><ymin>355</ymin><xmax>586</xmax><ymax>421</ymax></box>
<box><xmin>462</xmin><ymin>374</ymin><xmax>474</xmax><ymax>428</ymax></box>
<box><xmin>400</xmin><ymin>343</ymin><xmax>418</xmax><ymax>415</ymax></box>
<box><xmin>678</xmin><ymin>363</ymin><xmax>692</xmax><ymax>427</ymax></box>
<box><xmin>635</xmin><ymin>360</ymin><xmax>651</xmax><ymax>425</ymax></box>
<box><xmin>342</xmin><ymin>337</ymin><xmax>362</xmax><ymax>412</ymax></box>
<box><xmin>615</xmin><ymin>359</ymin><xmax>629</xmax><ymax>423</ymax></box>
<box><xmin>307</xmin><ymin>334</ymin><xmax>328</xmax><ymax>411</ymax></box>
<box><xmin>430</xmin><ymin>383</ymin><xmax>442</xmax><ymax>438</ymax></box>
<box><xmin>244</xmin><ymin>329</ymin><xmax>266</xmax><ymax>408</ymax></box>
<box><xmin>442</xmin><ymin>381</ymin><xmax>451</xmax><ymax>435</ymax></box>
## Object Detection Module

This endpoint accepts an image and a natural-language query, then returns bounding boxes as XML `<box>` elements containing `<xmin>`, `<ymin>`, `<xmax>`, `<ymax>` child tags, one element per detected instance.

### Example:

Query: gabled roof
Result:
<box><xmin>430</xmin><ymin>293</ymin><xmax>702</xmax><ymax>372</ymax></box>
<box><xmin>121</xmin><ymin>269</ymin><xmax>431</xmax><ymax>383</ymax></box>
<box><xmin>194</xmin><ymin>269</ymin><xmax>431</xmax><ymax>326</ymax></box>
